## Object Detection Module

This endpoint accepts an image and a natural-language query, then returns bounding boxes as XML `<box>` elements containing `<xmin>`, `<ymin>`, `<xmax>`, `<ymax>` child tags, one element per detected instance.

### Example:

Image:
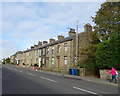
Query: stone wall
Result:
<box><xmin>80</xmin><ymin>68</ymin><xmax>85</xmax><ymax>76</ymax></box>
<box><xmin>100</xmin><ymin>69</ymin><xmax>119</xmax><ymax>80</ymax></box>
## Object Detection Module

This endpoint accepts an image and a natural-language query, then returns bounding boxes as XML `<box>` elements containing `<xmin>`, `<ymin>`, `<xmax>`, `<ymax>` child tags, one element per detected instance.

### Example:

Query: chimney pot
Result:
<box><xmin>84</xmin><ymin>23</ymin><xmax>92</xmax><ymax>32</ymax></box>
<box><xmin>58</xmin><ymin>35</ymin><xmax>64</xmax><ymax>40</ymax></box>
<box><xmin>68</xmin><ymin>28</ymin><xmax>76</xmax><ymax>37</ymax></box>
<box><xmin>31</xmin><ymin>46</ymin><xmax>34</xmax><ymax>49</ymax></box>
<box><xmin>38</xmin><ymin>41</ymin><xmax>42</xmax><ymax>46</ymax></box>
<box><xmin>43</xmin><ymin>41</ymin><xmax>48</xmax><ymax>44</ymax></box>
<box><xmin>34</xmin><ymin>45</ymin><xmax>38</xmax><ymax>48</ymax></box>
<box><xmin>49</xmin><ymin>38</ymin><xmax>55</xmax><ymax>43</ymax></box>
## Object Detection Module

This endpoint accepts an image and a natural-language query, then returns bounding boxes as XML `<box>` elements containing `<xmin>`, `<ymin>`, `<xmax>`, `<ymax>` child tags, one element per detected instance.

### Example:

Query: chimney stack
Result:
<box><xmin>49</xmin><ymin>38</ymin><xmax>55</xmax><ymax>43</ymax></box>
<box><xmin>84</xmin><ymin>23</ymin><xmax>92</xmax><ymax>32</ymax></box>
<box><xmin>68</xmin><ymin>28</ymin><xmax>76</xmax><ymax>37</ymax></box>
<box><xmin>31</xmin><ymin>46</ymin><xmax>34</xmax><ymax>49</ymax></box>
<box><xmin>58</xmin><ymin>35</ymin><xmax>64</xmax><ymax>40</ymax></box>
<box><xmin>38</xmin><ymin>41</ymin><xmax>42</xmax><ymax>46</ymax></box>
<box><xmin>43</xmin><ymin>41</ymin><xmax>48</xmax><ymax>45</ymax></box>
<box><xmin>34</xmin><ymin>44</ymin><xmax>38</xmax><ymax>48</ymax></box>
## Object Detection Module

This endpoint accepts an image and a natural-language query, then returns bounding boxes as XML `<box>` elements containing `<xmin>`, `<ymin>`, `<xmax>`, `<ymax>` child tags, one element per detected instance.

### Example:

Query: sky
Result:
<box><xmin>1</xmin><ymin>0</ymin><xmax>106</xmax><ymax>60</ymax></box>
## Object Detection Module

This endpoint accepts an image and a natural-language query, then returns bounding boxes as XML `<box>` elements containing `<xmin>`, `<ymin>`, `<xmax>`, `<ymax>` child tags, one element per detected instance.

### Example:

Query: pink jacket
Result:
<box><xmin>109</xmin><ymin>68</ymin><xmax>117</xmax><ymax>75</ymax></box>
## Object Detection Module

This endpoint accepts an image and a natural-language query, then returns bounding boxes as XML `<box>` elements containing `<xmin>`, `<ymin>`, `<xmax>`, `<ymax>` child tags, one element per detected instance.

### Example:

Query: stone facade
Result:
<box><xmin>10</xmin><ymin>54</ymin><xmax>15</xmax><ymax>64</ymax></box>
<box><xmin>10</xmin><ymin>23</ymin><xmax>93</xmax><ymax>73</ymax></box>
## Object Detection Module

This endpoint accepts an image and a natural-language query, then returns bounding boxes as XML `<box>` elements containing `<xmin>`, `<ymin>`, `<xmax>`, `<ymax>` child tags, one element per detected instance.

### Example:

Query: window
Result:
<box><xmin>58</xmin><ymin>45</ymin><xmax>61</xmax><ymax>53</ymax></box>
<box><xmin>51</xmin><ymin>57</ymin><xmax>54</xmax><ymax>65</ymax></box>
<box><xmin>52</xmin><ymin>46</ymin><xmax>54</xmax><ymax>53</ymax></box>
<box><xmin>40</xmin><ymin>50</ymin><xmax>41</xmax><ymax>56</ymax></box>
<box><xmin>47</xmin><ymin>58</ymin><xmax>49</xmax><ymax>65</ymax></box>
<box><xmin>42</xmin><ymin>58</ymin><xmax>45</xmax><ymax>64</ymax></box>
<box><xmin>36</xmin><ymin>58</ymin><xmax>38</xmax><ymax>63</ymax></box>
<box><xmin>47</xmin><ymin>47</ymin><xmax>49</xmax><ymax>54</ymax></box>
<box><xmin>43</xmin><ymin>48</ymin><xmax>45</xmax><ymax>55</ymax></box>
<box><xmin>64</xmin><ymin>43</ymin><xmax>67</xmax><ymax>51</ymax></box>
<box><xmin>64</xmin><ymin>56</ymin><xmax>67</xmax><ymax>65</ymax></box>
<box><xmin>75</xmin><ymin>56</ymin><xmax>76</xmax><ymax>63</ymax></box>
<box><xmin>36</xmin><ymin>50</ymin><xmax>38</xmax><ymax>56</ymax></box>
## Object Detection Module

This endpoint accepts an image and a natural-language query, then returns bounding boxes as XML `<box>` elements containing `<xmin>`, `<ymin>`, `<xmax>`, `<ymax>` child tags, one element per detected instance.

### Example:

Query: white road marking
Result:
<box><xmin>27</xmin><ymin>73</ymin><xmax>36</xmax><ymax>76</ymax></box>
<box><xmin>73</xmin><ymin>86</ymin><xmax>102</xmax><ymax>96</ymax></box>
<box><xmin>41</xmin><ymin>77</ymin><xmax>57</xmax><ymax>83</ymax></box>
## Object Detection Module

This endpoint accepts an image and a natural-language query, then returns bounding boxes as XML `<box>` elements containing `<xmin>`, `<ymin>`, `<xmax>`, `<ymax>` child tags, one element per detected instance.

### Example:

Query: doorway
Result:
<box><xmin>58</xmin><ymin>57</ymin><xmax>60</xmax><ymax>69</ymax></box>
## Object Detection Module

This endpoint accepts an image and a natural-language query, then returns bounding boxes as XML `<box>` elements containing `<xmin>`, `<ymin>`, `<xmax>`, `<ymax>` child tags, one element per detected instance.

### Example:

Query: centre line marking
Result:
<box><xmin>41</xmin><ymin>77</ymin><xmax>57</xmax><ymax>83</ymax></box>
<box><xmin>73</xmin><ymin>87</ymin><xmax>102</xmax><ymax>96</ymax></box>
<box><xmin>27</xmin><ymin>73</ymin><xmax>36</xmax><ymax>76</ymax></box>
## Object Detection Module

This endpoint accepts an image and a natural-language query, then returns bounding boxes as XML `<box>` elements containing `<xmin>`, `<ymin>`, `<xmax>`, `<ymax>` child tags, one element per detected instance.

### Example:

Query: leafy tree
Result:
<box><xmin>96</xmin><ymin>34</ymin><xmax>120</xmax><ymax>70</ymax></box>
<box><xmin>92</xmin><ymin>2</ymin><xmax>120</xmax><ymax>70</ymax></box>
<box><xmin>2</xmin><ymin>58</ymin><xmax>6</xmax><ymax>64</ymax></box>
<box><xmin>5</xmin><ymin>57</ymin><xmax>11</xmax><ymax>63</ymax></box>
<box><xmin>92</xmin><ymin>2</ymin><xmax>120</xmax><ymax>41</ymax></box>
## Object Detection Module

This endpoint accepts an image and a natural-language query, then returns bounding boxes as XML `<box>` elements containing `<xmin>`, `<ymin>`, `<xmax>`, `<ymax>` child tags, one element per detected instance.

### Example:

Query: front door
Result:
<box><xmin>39</xmin><ymin>58</ymin><xmax>41</xmax><ymax>67</ymax></box>
<box><xmin>58</xmin><ymin>57</ymin><xmax>60</xmax><ymax>69</ymax></box>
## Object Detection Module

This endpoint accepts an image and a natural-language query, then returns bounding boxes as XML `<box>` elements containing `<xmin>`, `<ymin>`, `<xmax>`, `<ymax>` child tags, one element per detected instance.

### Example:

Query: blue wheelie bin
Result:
<box><xmin>71</xmin><ymin>69</ymin><xmax>76</xmax><ymax>75</ymax></box>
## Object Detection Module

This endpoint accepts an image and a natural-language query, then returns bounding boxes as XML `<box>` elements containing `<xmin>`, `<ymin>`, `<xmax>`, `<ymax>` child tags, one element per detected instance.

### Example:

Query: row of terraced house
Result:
<box><xmin>10</xmin><ymin>23</ymin><xmax>92</xmax><ymax>74</ymax></box>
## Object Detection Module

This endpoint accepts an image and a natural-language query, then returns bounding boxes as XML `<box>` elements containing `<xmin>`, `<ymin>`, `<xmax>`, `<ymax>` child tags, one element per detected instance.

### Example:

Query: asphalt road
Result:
<box><xmin>2</xmin><ymin>64</ymin><xmax>118</xmax><ymax>95</ymax></box>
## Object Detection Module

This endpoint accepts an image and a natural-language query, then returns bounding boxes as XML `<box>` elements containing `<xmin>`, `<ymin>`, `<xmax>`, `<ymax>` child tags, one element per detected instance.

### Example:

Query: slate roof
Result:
<box><xmin>37</xmin><ymin>35</ymin><xmax>76</xmax><ymax>49</ymax></box>
<box><xmin>19</xmin><ymin>32</ymin><xmax>84</xmax><ymax>53</ymax></box>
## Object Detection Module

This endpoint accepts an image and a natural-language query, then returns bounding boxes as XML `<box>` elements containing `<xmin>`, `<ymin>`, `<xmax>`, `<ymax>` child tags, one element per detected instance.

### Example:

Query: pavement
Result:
<box><xmin>37</xmin><ymin>69</ymin><xmax>119</xmax><ymax>87</ymax></box>
<box><xmin>64</xmin><ymin>74</ymin><xmax>118</xmax><ymax>86</ymax></box>
<box><xmin>16</xmin><ymin>65</ymin><xmax>119</xmax><ymax>87</ymax></box>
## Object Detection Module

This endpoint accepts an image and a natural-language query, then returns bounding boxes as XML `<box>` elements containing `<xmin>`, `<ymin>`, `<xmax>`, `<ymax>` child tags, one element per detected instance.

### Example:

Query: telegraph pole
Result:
<box><xmin>76</xmin><ymin>20</ymin><xmax>78</xmax><ymax>67</ymax></box>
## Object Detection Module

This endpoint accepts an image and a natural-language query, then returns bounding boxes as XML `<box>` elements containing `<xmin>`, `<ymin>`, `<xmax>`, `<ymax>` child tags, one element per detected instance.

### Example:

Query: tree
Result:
<box><xmin>92</xmin><ymin>2</ymin><xmax>120</xmax><ymax>70</ymax></box>
<box><xmin>78</xmin><ymin>31</ymin><xmax>100</xmax><ymax>77</ymax></box>
<box><xmin>96</xmin><ymin>34</ymin><xmax>120</xmax><ymax>70</ymax></box>
<box><xmin>5</xmin><ymin>57</ymin><xmax>11</xmax><ymax>64</ymax></box>
<box><xmin>92</xmin><ymin>2</ymin><xmax>120</xmax><ymax>41</ymax></box>
<box><xmin>2</xmin><ymin>58</ymin><xmax>6</xmax><ymax>64</ymax></box>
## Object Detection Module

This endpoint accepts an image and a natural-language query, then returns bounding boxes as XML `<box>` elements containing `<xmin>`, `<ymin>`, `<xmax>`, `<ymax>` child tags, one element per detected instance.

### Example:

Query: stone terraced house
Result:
<box><xmin>10</xmin><ymin>23</ymin><xmax>92</xmax><ymax>73</ymax></box>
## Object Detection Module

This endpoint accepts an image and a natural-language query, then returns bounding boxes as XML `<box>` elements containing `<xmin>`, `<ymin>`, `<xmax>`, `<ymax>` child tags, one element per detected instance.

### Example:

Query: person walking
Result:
<box><xmin>109</xmin><ymin>67</ymin><xmax>118</xmax><ymax>83</ymax></box>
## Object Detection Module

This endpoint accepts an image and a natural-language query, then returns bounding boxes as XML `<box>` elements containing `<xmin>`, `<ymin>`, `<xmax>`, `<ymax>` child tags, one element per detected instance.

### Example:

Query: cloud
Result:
<box><xmin>0</xmin><ymin>2</ymin><xmax>2</xmax><ymax>37</ymax></box>
<box><xmin>2</xmin><ymin>2</ymin><xmax>39</xmax><ymax>21</ymax></box>
<box><xmin>1</xmin><ymin>39</ymin><xmax>18</xmax><ymax>59</ymax></box>
<box><xmin>2</xmin><ymin>2</ymin><xmax>104</xmax><ymax>59</ymax></box>
<box><xmin>1</xmin><ymin>0</ymin><xmax>106</xmax><ymax>2</ymax></box>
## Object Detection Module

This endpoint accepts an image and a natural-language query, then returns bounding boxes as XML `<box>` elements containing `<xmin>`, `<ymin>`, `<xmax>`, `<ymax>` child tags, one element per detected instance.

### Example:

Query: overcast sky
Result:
<box><xmin>1</xmin><ymin>0</ymin><xmax>106</xmax><ymax>60</ymax></box>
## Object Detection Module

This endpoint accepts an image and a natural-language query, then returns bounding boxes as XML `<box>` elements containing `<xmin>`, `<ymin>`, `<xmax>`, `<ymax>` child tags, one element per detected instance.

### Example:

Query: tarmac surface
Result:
<box><xmin>2</xmin><ymin>64</ymin><xmax>119</xmax><ymax>95</ymax></box>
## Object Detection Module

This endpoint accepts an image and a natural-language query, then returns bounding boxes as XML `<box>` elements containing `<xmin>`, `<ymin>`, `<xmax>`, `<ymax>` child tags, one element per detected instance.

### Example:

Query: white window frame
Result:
<box><xmin>40</xmin><ymin>50</ymin><xmax>41</xmax><ymax>56</ymax></box>
<box><xmin>64</xmin><ymin>56</ymin><xmax>67</xmax><ymax>65</ymax></box>
<box><xmin>58</xmin><ymin>45</ymin><xmax>61</xmax><ymax>53</ymax></box>
<box><xmin>52</xmin><ymin>46</ymin><xmax>54</xmax><ymax>53</ymax></box>
<box><xmin>43</xmin><ymin>58</ymin><xmax>45</xmax><ymax>64</ymax></box>
<box><xmin>47</xmin><ymin>47</ymin><xmax>49</xmax><ymax>54</ymax></box>
<box><xmin>43</xmin><ymin>48</ymin><xmax>45</xmax><ymax>55</ymax></box>
<box><xmin>51</xmin><ymin>57</ymin><xmax>54</xmax><ymax>65</ymax></box>
<box><xmin>64</xmin><ymin>43</ymin><xmax>67</xmax><ymax>52</ymax></box>
<box><xmin>36</xmin><ymin>50</ymin><xmax>38</xmax><ymax>56</ymax></box>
